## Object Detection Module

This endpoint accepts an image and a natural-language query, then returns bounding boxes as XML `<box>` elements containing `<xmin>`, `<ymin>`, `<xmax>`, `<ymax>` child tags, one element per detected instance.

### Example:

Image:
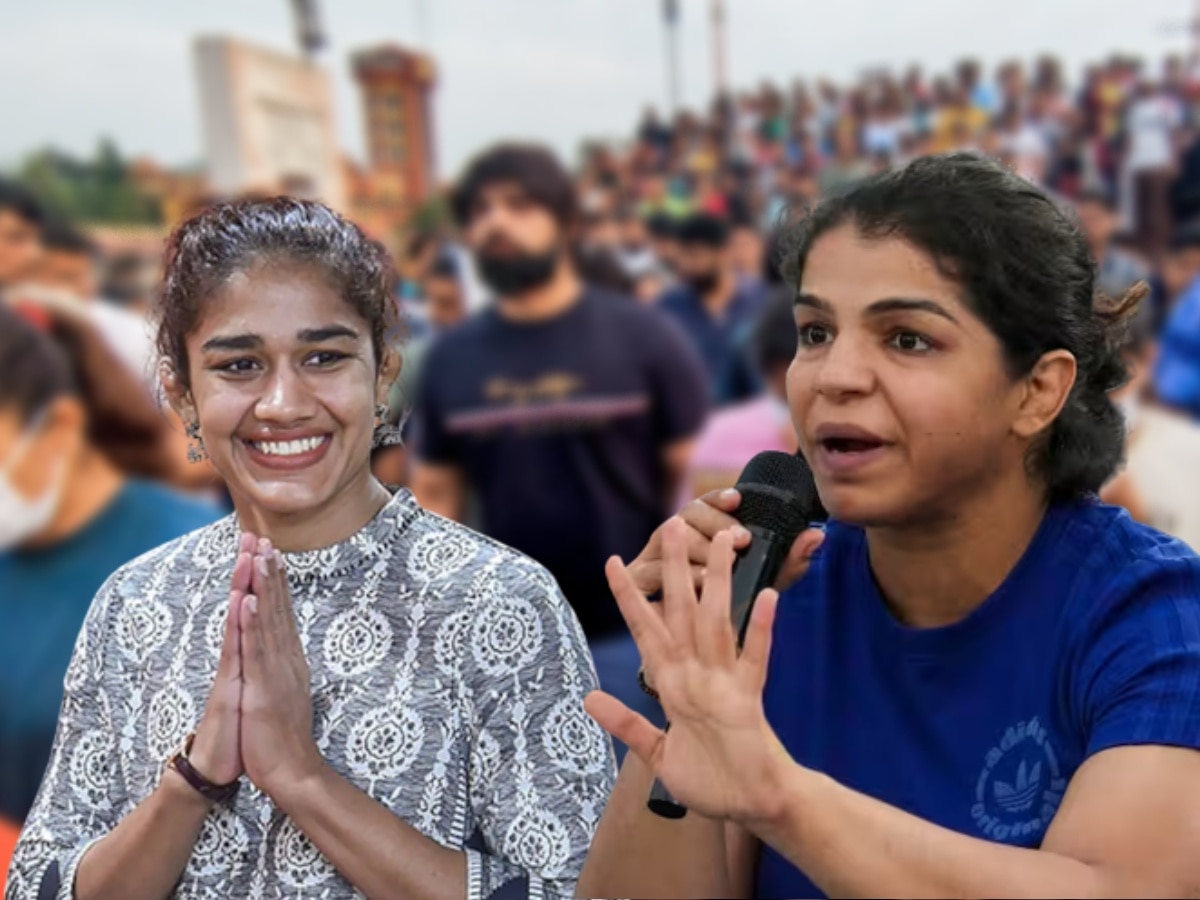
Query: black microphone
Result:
<box><xmin>647</xmin><ymin>450</ymin><xmax>822</xmax><ymax>820</ymax></box>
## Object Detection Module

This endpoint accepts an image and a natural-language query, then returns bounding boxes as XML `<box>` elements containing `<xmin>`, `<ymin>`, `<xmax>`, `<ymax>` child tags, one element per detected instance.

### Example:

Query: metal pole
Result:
<box><xmin>663</xmin><ymin>0</ymin><xmax>681</xmax><ymax>115</ymax></box>
<box><xmin>712</xmin><ymin>0</ymin><xmax>728</xmax><ymax>100</ymax></box>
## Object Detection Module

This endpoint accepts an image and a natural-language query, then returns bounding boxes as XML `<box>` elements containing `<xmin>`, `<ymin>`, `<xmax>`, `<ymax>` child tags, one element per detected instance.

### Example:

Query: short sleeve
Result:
<box><xmin>6</xmin><ymin>573</ymin><xmax>123</xmax><ymax>900</ymax></box>
<box><xmin>411</xmin><ymin>335</ymin><xmax>460</xmax><ymax>466</ymax></box>
<box><xmin>1075</xmin><ymin>557</ymin><xmax>1200</xmax><ymax>758</ymax></box>
<box><xmin>638</xmin><ymin>309</ymin><xmax>709</xmax><ymax>445</ymax></box>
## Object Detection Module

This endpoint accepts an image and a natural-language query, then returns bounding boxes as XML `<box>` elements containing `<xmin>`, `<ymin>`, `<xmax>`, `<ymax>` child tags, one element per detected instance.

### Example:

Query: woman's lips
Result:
<box><xmin>241</xmin><ymin>434</ymin><xmax>332</xmax><ymax>471</ymax></box>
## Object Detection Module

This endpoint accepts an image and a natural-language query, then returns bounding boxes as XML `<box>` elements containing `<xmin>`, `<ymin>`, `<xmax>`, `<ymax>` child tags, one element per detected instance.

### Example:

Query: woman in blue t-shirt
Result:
<box><xmin>578</xmin><ymin>152</ymin><xmax>1200</xmax><ymax>899</ymax></box>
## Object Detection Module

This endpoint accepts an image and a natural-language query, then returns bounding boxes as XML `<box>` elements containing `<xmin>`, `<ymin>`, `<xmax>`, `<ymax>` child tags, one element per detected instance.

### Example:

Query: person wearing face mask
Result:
<box><xmin>657</xmin><ymin>213</ymin><xmax>769</xmax><ymax>406</ymax></box>
<box><xmin>410</xmin><ymin>144</ymin><xmax>709</xmax><ymax>760</ymax></box>
<box><xmin>0</xmin><ymin>306</ymin><xmax>217</xmax><ymax>838</ymax></box>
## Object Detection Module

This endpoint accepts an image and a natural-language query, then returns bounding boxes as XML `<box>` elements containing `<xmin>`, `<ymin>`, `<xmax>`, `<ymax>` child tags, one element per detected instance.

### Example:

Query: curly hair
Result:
<box><xmin>777</xmin><ymin>153</ymin><xmax>1146</xmax><ymax>504</ymax></box>
<box><xmin>155</xmin><ymin>197</ymin><xmax>399</xmax><ymax>392</ymax></box>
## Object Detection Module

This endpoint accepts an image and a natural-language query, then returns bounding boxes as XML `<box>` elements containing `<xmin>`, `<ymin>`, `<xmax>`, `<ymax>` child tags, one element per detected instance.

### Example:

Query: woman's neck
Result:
<box><xmin>233</xmin><ymin>472</ymin><xmax>392</xmax><ymax>553</ymax></box>
<box><xmin>864</xmin><ymin>474</ymin><xmax>1050</xmax><ymax>629</ymax></box>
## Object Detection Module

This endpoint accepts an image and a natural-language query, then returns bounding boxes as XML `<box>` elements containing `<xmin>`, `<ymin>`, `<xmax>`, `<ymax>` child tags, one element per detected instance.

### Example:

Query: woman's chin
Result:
<box><xmin>238</xmin><ymin>481</ymin><xmax>332</xmax><ymax>519</ymax></box>
<box><xmin>818</xmin><ymin>485</ymin><xmax>906</xmax><ymax>528</ymax></box>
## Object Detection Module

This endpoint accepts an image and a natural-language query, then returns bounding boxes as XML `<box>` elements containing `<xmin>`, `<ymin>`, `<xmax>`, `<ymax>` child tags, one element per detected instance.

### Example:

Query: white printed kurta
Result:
<box><xmin>5</xmin><ymin>489</ymin><xmax>615</xmax><ymax>900</ymax></box>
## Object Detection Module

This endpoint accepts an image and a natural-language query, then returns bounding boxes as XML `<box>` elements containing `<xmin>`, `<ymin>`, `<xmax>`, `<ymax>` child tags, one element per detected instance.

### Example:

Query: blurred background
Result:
<box><xmin>5</xmin><ymin>0</ymin><xmax>1200</xmax><ymax>882</ymax></box>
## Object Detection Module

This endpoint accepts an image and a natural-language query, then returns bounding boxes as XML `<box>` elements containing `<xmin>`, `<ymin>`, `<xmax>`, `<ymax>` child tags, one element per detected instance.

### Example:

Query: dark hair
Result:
<box><xmin>1075</xmin><ymin>186</ymin><xmax>1116</xmax><ymax>212</ymax></box>
<box><xmin>0</xmin><ymin>304</ymin><xmax>182</xmax><ymax>479</ymax></box>
<box><xmin>645</xmin><ymin>212</ymin><xmax>677</xmax><ymax>240</ymax></box>
<box><xmin>426</xmin><ymin>250</ymin><xmax>460</xmax><ymax>282</ymax></box>
<box><xmin>156</xmin><ymin>197</ymin><xmax>397</xmax><ymax>393</ymax></box>
<box><xmin>753</xmin><ymin>287</ymin><xmax>799</xmax><ymax>376</ymax></box>
<box><xmin>574</xmin><ymin>246</ymin><xmax>634</xmax><ymax>294</ymax></box>
<box><xmin>676</xmin><ymin>213</ymin><xmax>730</xmax><ymax>248</ymax></box>
<box><xmin>779</xmin><ymin>152</ymin><xmax>1142</xmax><ymax>504</ymax></box>
<box><xmin>101</xmin><ymin>252</ymin><xmax>149</xmax><ymax>307</ymax></box>
<box><xmin>0</xmin><ymin>306</ymin><xmax>76</xmax><ymax>423</ymax></box>
<box><xmin>451</xmin><ymin>143</ymin><xmax>578</xmax><ymax>230</ymax></box>
<box><xmin>41</xmin><ymin>219</ymin><xmax>97</xmax><ymax>256</ymax></box>
<box><xmin>1169</xmin><ymin>217</ymin><xmax>1200</xmax><ymax>251</ymax></box>
<box><xmin>0</xmin><ymin>178</ymin><xmax>46</xmax><ymax>228</ymax></box>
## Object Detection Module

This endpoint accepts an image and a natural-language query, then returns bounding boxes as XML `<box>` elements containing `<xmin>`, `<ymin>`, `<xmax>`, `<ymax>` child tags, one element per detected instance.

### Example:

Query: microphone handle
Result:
<box><xmin>645</xmin><ymin>526</ymin><xmax>792</xmax><ymax>819</ymax></box>
<box><xmin>647</xmin><ymin>725</ymin><xmax>687</xmax><ymax>818</ymax></box>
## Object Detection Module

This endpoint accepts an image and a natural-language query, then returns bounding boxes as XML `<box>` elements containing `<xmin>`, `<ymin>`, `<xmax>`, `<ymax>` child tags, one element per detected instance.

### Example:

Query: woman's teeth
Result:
<box><xmin>251</xmin><ymin>436</ymin><xmax>327</xmax><ymax>456</ymax></box>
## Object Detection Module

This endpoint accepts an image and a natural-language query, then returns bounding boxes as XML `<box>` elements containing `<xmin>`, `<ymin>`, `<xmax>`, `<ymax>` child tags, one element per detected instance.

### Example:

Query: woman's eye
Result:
<box><xmin>888</xmin><ymin>331</ymin><xmax>933</xmax><ymax>353</ymax></box>
<box><xmin>216</xmin><ymin>359</ymin><xmax>259</xmax><ymax>374</ymax></box>
<box><xmin>798</xmin><ymin>322</ymin><xmax>833</xmax><ymax>346</ymax></box>
<box><xmin>306</xmin><ymin>351</ymin><xmax>349</xmax><ymax>367</ymax></box>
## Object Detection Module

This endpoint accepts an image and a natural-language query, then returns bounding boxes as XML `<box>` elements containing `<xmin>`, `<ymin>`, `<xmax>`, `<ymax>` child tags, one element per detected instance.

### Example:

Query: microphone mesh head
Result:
<box><xmin>734</xmin><ymin>451</ymin><xmax>821</xmax><ymax>543</ymax></box>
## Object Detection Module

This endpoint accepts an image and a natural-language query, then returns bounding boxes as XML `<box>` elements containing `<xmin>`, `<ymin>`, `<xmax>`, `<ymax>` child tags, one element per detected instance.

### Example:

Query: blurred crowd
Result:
<box><xmin>5</xmin><ymin>48</ymin><xmax>1200</xmax><ymax>874</ymax></box>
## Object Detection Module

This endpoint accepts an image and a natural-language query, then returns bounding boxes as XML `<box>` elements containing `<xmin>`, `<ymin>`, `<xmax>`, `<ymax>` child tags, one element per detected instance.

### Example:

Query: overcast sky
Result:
<box><xmin>0</xmin><ymin>0</ymin><xmax>1193</xmax><ymax>178</ymax></box>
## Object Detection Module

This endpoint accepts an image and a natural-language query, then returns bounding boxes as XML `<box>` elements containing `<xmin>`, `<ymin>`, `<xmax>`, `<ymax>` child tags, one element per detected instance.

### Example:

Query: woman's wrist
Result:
<box><xmin>735</xmin><ymin>735</ymin><xmax>810</xmax><ymax>834</ymax></box>
<box><xmin>261</xmin><ymin>748</ymin><xmax>330</xmax><ymax>813</ymax></box>
<box><xmin>159</xmin><ymin>765</ymin><xmax>218</xmax><ymax>816</ymax></box>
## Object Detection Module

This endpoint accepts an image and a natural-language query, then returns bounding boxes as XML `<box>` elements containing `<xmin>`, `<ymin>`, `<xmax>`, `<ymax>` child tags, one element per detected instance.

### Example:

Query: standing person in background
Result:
<box><xmin>5</xmin><ymin>219</ymin><xmax>221</xmax><ymax>498</ymax></box>
<box><xmin>676</xmin><ymin>288</ymin><xmax>799</xmax><ymax>504</ymax></box>
<box><xmin>658</xmin><ymin>213</ymin><xmax>768</xmax><ymax>406</ymax></box>
<box><xmin>374</xmin><ymin>249</ymin><xmax>469</xmax><ymax>488</ymax></box>
<box><xmin>28</xmin><ymin>220</ymin><xmax>155</xmax><ymax>387</ymax></box>
<box><xmin>411</xmin><ymin>144</ymin><xmax>709</xmax><ymax>757</ymax></box>
<box><xmin>0</xmin><ymin>181</ymin><xmax>44</xmax><ymax>290</ymax></box>
<box><xmin>1074</xmin><ymin>189</ymin><xmax>1152</xmax><ymax>300</ymax></box>
<box><xmin>1125</xmin><ymin>77</ymin><xmax>1185</xmax><ymax>257</ymax></box>
<box><xmin>0</xmin><ymin>306</ymin><xmax>218</xmax><ymax>836</ymax></box>
<box><xmin>1102</xmin><ymin>291</ymin><xmax>1200</xmax><ymax>550</ymax></box>
<box><xmin>728</xmin><ymin>217</ymin><xmax>767</xmax><ymax>289</ymax></box>
<box><xmin>1159</xmin><ymin>219</ymin><xmax>1200</xmax><ymax>329</ymax></box>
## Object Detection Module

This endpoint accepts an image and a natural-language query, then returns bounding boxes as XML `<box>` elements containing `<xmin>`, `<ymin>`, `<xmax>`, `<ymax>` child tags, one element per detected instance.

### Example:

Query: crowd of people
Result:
<box><xmin>2</xmin><ymin>48</ymin><xmax>1200</xmax><ymax>893</ymax></box>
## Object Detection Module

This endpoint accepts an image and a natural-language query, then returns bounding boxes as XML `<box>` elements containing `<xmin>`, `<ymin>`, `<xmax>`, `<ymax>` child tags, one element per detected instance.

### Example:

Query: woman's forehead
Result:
<box><xmin>194</xmin><ymin>269</ymin><xmax>370</xmax><ymax>339</ymax></box>
<box><xmin>800</xmin><ymin>227</ymin><xmax>966</xmax><ymax>314</ymax></box>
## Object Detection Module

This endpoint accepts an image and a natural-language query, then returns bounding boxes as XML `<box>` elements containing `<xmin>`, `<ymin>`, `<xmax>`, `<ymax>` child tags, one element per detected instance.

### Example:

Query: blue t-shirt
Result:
<box><xmin>657</xmin><ymin>279</ymin><xmax>768</xmax><ymax>407</ymax></box>
<box><xmin>756</xmin><ymin>500</ymin><xmax>1200</xmax><ymax>899</ymax></box>
<box><xmin>0</xmin><ymin>480</ymin><xmax>218</xmax><ymax>822</ymax></box>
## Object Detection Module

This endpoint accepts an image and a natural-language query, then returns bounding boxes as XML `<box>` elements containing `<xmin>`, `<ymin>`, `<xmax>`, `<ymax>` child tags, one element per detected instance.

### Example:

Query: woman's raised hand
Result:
<box><xmin>188</xmin><ymin>532</ymin><xmax>256</xmax><ymax>787</ymax></box>
<box><xmin>585</xmin><ymin>519</ymin><xmax>796</xmax><ymax>825</ymax></box>
<box><xmin>239</xmin><ymin>538</ymin><xmax>321</xmax><ymax>797</ymax></box>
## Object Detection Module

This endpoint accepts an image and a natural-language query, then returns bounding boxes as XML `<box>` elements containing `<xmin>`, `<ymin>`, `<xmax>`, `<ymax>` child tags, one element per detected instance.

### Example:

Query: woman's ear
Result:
<box><xmin>1012</xmin><ymin>349</ymin><xmax>1077</xmax><ymax>440</ymax></box>
<box><xmin>159</xmin><ymin>363</ymin><xmax>196</xmax><ymax>425</ymax></box>
<box><xmin>377</xmin><ymin>348</ymin><xmax>402</xmax><ymax>406</ymax></box>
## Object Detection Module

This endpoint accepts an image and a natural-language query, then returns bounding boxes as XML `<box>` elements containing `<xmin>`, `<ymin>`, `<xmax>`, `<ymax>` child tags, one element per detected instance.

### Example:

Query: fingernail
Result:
<box><xmin>257</xmin><ymin>557</ymin><xmax>269</xmax><ymax>577</ymax></box>
<box><xmin>246</xmin><ymin>595</ymin><xmax>258</xmax><ymax>614</ymax></box>
<box><xmin>720</xmin><ymin>489</ymin><xmax>739</xmax><ymax>502</ymax></box>
<box><xmin>260</xmin><ymin>538</ymin><xmax>273</xmax><ymax>557</ymax></box>
<box><xmin>733</xmin><ymin>525</ymin><xmax>752</xmax><ymax>542</ymax></box>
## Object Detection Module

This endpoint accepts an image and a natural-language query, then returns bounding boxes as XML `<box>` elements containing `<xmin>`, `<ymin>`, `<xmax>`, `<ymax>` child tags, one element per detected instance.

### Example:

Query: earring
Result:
<box><xmin>372</xmin><ymin>403</ymin><xmax>404</xmax><ymax>449</ymax></box>
<box><xmin>185</xmin><ymin>420</ymin><xmax>207</xmax><ymax>463</ymax></box>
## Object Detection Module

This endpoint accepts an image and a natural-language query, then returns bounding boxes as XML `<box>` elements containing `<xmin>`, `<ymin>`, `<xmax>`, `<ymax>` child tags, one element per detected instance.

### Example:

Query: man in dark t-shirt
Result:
<box><xmin>411</xmin><ymin>145</ymin><xmax>708</xmax><ymax>745</ymax></box>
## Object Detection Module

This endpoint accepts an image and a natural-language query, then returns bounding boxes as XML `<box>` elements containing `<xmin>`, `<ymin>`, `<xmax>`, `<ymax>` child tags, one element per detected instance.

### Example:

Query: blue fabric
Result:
<box><xmin>1155</xmin><ymin>274</ymin><xmax>1200</xmax><ymax>420</ymax></box>
<box><xmin>658</xmin><ymin>279</ymin><xmax>768</xmax><ymax>407</ymax></box>
<box><xmin>0</xmin><ymin>480</ymin><xmax>218</xmax><ymax>822</ymax></box>
<box><xmin>755</xmin><ymin>501</ymin><xmax>1200</xmax><ymax>899</ymax></box>
<box><xmin>589</xmin><ymin>629</ymin><xmax>666</xmax><ymax>766</ymax></box>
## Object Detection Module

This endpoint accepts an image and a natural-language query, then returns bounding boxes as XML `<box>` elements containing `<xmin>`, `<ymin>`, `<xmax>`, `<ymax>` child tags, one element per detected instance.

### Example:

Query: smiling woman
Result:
<box><xmin>6</xmin><ymin>198</ymin><xmax>615</xmax><ymax>900</ymax></box>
